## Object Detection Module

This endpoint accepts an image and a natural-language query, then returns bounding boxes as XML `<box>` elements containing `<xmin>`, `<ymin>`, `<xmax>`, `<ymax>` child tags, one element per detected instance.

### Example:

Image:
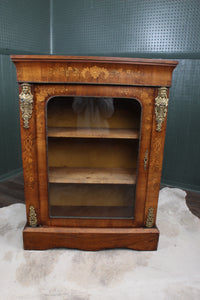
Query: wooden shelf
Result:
<box><xmin>50</xmin><ymin>205</ymin><xmax>133</xmax><ymax>218</ymax></box>
<box><xmin>49</xmin><ymin>167</ymin><xmax>136</xmax><ymax>184</ymax></box>
<box><xmin>48</xmin><ymin>127</ymin><xmax>140</xmax><ymax>139</ymax></box>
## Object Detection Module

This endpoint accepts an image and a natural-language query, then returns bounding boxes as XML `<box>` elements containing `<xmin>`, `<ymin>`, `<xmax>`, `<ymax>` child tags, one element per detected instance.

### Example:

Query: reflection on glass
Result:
<box><xmin>72</xmin><ymin>97</ymin><xmax>114</xmax><ymax>129</ymax></box>
<box><xmin>47</xmin><ymin>97</ymin><xmax>141</xmax><ymax>219</ymax></box>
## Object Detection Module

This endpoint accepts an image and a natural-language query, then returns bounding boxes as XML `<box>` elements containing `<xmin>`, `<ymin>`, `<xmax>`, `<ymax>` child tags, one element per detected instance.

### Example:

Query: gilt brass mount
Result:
<box><xmin>19</xmin><ymin>83</ymin><xmax>33</xmax><ymax>129</ymax></box>
<box><xmin>29</xmin><ymin>205</ymin><xmax>37</xmax><ymax>227</ymax></box>
<box><xmin>145</xmin><ymin>207</ymin><xmax>154</xmax><ymax>228</ymax></box>
<box><xmin>155</xmin><ymin>87</ymin><xmax>168</xmax><ymax>132</ymax></box>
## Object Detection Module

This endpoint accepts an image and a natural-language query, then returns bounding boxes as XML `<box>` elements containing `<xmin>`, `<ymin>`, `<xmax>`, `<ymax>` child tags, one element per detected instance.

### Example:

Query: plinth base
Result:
<box><xmin>23</xmin><ymin>226</ymin><xmax>159</xmax><ymax>251</ymax></box>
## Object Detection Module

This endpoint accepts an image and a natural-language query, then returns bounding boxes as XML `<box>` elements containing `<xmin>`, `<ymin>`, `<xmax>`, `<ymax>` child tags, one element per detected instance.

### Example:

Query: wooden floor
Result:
<box><xmin>0</xmin><ymin>173</ymin><xmax>199</xmax><ymax>219</ymax></box>
<box><xmin>0</xmin><ymin>173</ymin><xmax>25</xmax><ymax>207</ymax></box>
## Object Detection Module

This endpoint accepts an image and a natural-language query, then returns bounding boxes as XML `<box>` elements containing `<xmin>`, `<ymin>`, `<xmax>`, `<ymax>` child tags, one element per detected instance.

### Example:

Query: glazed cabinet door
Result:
<box><xmin>34</xmin><ymin>84</ymin><xmax>155</xmax><ymax>228</ymax></box>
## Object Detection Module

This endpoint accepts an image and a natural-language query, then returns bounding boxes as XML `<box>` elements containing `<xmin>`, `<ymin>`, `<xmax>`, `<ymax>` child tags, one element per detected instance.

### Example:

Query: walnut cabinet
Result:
<box><xmin>11</xmin><ymin>55</ymin><xmax>177</xmax><ymax>250</ymax></box>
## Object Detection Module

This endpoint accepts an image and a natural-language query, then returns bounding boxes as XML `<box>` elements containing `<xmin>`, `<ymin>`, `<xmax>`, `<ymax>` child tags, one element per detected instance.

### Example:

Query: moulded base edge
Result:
<box><xmin>23</xmin><ymin>226</ymin><xmax>159</xmax><ymax>251</ymax></box>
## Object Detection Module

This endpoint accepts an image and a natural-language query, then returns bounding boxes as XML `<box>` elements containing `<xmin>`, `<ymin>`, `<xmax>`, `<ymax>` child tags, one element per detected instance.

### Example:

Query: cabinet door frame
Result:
<box><xmin>33</xmin><ymin>84</ymin><xmax>156</xmax><ymax>228</ymax></box>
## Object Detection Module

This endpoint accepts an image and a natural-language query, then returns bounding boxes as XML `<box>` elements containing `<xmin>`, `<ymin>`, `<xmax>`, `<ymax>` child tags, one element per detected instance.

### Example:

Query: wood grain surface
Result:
<box><xmin>23</xmin><ymin>226</ymin><xmax>159</xmax><ymax>251</ymax></box>
<box><xmin>48</xmin><ymin>127</ymin><xmax>140</xmax><ymax>139</ymax></box>
<box><xmin>11</xmin><ymin>55</ymin><xmax>177</xmax><ymax>250</ymax></box>
<box><xmin>49</xmin><ymin>167</ymin><xmax>136</xmax><ymax>184</ymax></box>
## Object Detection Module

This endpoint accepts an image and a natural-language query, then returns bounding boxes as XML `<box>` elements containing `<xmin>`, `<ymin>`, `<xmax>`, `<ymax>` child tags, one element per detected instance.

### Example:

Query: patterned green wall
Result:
<box><xmin>51</xmin><ymin>0</ymin><xmax>200</xmax><ymax>191</ymax></box>
<box><xmin>0</xmin><ymin>0</ymin><xmax>50</xmax><ymax>180</ymax></box>
<box><xmin>0</xmin><ymin>0</ymin><xmax>50</xmax><ymax>54</ymax></box>
<box><xmin>52</xmin><ymin>0</ymin><xmax>200</xmax><ymax>58</ymax></box>
<box><xmin>1</xmin><ymin>0</ymin><xmax>200</xmax><ymax>191</ymax></box>
<box><xmin>163</xmin><ymin>60</ymin><xmax>200</xmax><ymax>191</ymax></box>
<box><xmin>0</xmin><ymin>55</ymin><xmax>22</xmax><ymax>179</ymax></box>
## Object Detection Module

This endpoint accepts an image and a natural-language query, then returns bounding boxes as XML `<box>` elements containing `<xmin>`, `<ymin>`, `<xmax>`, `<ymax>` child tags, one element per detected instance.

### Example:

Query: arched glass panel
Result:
<box><xmin>46</xmin><ymin>97</ymin><xmax>141</xmax><ymax>219</ymax></box>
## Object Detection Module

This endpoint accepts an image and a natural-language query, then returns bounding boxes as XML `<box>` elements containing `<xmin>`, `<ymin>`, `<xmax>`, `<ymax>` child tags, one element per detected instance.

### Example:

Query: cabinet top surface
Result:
<box><xmin>11</xmin><ymin>55</ymin><xmax>178</xmax><ymax>67</ymax></box>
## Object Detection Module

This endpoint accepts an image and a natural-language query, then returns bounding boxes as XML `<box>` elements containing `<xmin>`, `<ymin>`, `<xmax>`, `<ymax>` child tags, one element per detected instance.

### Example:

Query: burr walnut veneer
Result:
<box><xmin>11</xmin><ymin>55</ymin><xmax>177</xmax><ymax>250</ymax></box>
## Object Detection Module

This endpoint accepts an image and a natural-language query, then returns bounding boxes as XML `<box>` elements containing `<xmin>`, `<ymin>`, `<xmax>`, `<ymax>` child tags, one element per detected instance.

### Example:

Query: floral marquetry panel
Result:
<box><xmin>18</xmin><ymin>83</ymin><xmax>40</xmax><ymax>226</ymax></box>
<box><xmin>11</xmin><ymin>56</ymin><xmax>177</xmax><ymax>87</ymax></box>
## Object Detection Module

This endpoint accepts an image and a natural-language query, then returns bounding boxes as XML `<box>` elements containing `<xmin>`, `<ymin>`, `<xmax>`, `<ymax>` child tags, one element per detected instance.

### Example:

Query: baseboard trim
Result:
<box><xmin>161</xmin><ymin>179</ymin><xmax>200</xmax><ymax>193</ymax></box>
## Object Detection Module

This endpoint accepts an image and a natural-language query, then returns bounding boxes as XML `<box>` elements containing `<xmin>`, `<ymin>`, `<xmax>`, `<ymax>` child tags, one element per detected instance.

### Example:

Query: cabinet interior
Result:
<box><xmin>46</xmin><ymin>96</ymin><xmax>141</xmax><ymax>219</ymax></box>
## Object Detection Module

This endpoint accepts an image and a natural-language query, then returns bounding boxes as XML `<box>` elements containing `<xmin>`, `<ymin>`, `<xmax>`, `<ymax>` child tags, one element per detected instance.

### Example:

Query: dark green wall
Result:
<box><xmin>0</xmin><ymin>0</ymin><xmax>50</xmax><ymax>55</ymax></box>
<box><xmin>0</xmin><ymin>54</ymin><xmax>22</xmax><ymax>179</ymax></box>
<box><xmin>51</xmin><ymin>0</ymin><xmax>200</xmax><ymax>191</ymax></box>
<box><xmin>52</xmin><ymin>0</ymin><xmax>200</xmax><ymax>58</ymax></box>
<box><xmin>1</xmin><ymin>0</ymin><xmax>200</xmax><ymax>191</ymax></box>
<box><xmin>163</xmin><ymin>60</ymin><xmax>200</xmax><ymax>191</ymax></box>
<box><xmin>0</xmin><ymin>0</ymin><xmax>50</xmax><ymax>180</ymax></box>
